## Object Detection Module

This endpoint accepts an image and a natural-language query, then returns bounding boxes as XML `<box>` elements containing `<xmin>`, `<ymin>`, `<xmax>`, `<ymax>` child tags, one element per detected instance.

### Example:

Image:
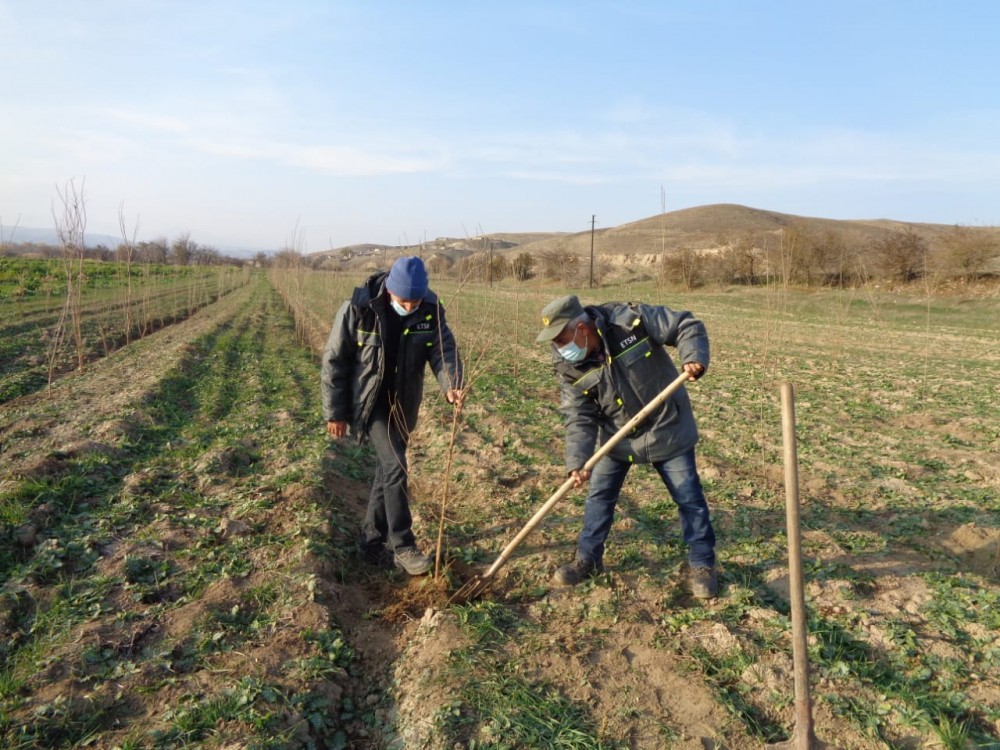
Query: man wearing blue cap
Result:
<box><xmin>536</xmin><ymin>294</ymin><xmax>718</xmax><ymax>599</ymax></box>
<box><xmin>322</xmin><ymin>256</ymin><xmax>464</xmax><ymax>576</ymax></box>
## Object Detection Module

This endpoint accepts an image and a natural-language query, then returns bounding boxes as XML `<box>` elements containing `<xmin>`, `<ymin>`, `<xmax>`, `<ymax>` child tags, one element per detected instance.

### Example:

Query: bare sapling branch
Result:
<box><xmin>431</xmin><ymin>281</ymin><xmax>506</xmax><ymax>580</ymax></box>
<box><xmin>50</xmin><ymin>178</ymin><xmax>88</xmax><ymax>378</ymax></box>
<box><xmin>118</xmin><ymin>204</ymin><xmax>141</xmax><ymax>344</ymax></box>
<box><xmin>1</xmin><ymin>215</ymin><xmax>21</xmax><ymax>259</ymax></box>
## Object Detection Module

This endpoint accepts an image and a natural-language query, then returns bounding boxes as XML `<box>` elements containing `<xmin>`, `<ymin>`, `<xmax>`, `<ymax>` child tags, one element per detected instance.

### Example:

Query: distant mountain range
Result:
<box><xmin>1</xmin><ymin>226</ymin><xmax>122</xmax><ymax>248</ymax></box>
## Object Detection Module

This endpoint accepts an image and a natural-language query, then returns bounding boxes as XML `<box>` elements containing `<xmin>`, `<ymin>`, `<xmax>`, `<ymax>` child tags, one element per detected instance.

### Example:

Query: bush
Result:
<box><xmin>936</xmin><ymin>226</ymin><xmax>999</xmax><ymax>281</ymax></box>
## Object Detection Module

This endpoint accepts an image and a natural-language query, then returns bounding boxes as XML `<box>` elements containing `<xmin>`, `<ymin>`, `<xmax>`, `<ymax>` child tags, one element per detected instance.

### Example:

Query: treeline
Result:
<box><xmin>2</xmin><ymin>232</ymin><xmax>250</xmax><ymax>267</ymax></box>
<box><xmin>442</xmin><ymin>225</ymin><xmax>1000</xmax><ymax>288</ymax></box>
<box><xmin>657</xmin><ymin>225</ymin><xmax>1000</xmax><ymax>288</ymax></box>
<box><xmin>243</xmin><ymin>223</ymin><xmax>1000</xmax><ymax>290</ymax></box>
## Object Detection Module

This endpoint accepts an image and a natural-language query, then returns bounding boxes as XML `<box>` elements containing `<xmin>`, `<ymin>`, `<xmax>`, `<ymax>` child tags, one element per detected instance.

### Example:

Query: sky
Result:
<box><xmin>2</xmin><ymin>1</ymin><xmax>999</xmax><ymax>253</ymax></box>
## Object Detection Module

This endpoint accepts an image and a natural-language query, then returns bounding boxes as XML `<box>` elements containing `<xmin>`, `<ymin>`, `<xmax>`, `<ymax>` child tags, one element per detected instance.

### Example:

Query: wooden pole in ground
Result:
<box><xmin>767</xmin><ymin>382</ymin><xmax>837</xmax><ymax>750</ymax></box>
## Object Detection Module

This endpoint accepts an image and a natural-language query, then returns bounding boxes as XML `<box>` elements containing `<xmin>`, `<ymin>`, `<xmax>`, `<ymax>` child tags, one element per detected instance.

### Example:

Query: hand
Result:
<box><xmin>327</xmin><ymin>420</ymin><xmax>348</xmax><ymax>439</ymax></box>
<box><xmin>683</xmin><ymin>362</ymin><xmax>705</xmax><ymax>381</ymax></box>
<box><xmin>446</xmin><ymin>388</ymin><xmax>465</xmax><ymax>407</ymax></box>
<box><xmin>570</xmin><ymin>468</ymin><xmax>591</xmax><ymax>488</ymax></box>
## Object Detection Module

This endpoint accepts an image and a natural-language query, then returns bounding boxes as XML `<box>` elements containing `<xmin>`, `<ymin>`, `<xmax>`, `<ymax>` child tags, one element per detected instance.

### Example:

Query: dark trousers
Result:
<box><xmin>577</xmin><ymin>447</ymin><xmax>716</xmax><ymax>568</ymax></box>
<box><xmin>362</xmin><ymin>404</ymin><xmax>415</xmax><ymax>552</ymax></box>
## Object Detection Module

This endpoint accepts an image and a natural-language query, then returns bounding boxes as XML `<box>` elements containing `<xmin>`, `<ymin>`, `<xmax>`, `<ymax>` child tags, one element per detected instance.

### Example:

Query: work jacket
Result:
<box><xmin>552</xmin><ymin>302</ymin><xmax>709</xmax><ymax>470</ymax></box>
<box><xmin>321</xmin><ymin>271</ymin><xmax>463</xmax><ymax>440</ymax></box>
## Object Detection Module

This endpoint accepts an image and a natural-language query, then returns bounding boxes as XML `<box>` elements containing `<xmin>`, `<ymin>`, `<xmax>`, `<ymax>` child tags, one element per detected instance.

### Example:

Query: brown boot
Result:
<box><xmin>689</xmin><ymin>565</ymin><xmax>718</xmax><ymax>600</ymax></box>
<box><xmin>553</xmin><ymin>557</ymin><xmax>604</xmax><ymax>586</ymax></box>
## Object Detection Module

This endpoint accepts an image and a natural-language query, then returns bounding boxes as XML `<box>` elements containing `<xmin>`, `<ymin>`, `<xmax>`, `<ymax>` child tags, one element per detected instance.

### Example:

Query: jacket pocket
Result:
<box><xmin>356</xmin><ymin>328</ymin><xmax>381</xmax><ymax>347</ymax></box>
<box><xmin>612</xmin><ymin>335</ymin><xmax>653</xmax><ymax>367</ymax></box>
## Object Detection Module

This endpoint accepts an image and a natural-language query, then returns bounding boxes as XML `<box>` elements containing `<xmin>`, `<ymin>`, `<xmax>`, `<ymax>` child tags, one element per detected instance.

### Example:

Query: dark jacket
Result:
<box><xmin>552</xmin><ymin>301</ymin><xmax>709</xmax><ymax>470</ymax></box>
<box><xmin>321</xmin><ymin>272</ymin><xmax>463</xmax><ymax>440</ymax></box>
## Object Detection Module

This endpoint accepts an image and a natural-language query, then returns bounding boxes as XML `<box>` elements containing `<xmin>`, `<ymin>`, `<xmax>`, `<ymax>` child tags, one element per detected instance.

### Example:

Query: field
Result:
<box><xmin>0</xmin><ymin>258</ymin><xmax>250</xmax><ymax>403</ymax></box>
<box><xmin>1</xmin><ymin>268</ymin><xmax>999</xmax><ymax>749</ymax></box>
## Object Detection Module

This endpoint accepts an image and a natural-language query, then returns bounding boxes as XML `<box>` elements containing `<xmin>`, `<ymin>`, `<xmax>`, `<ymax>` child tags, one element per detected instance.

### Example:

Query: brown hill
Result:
<box><xmin>314</xmin><ymin>204</ymin><xmax>998</xmax><ymax>278</ymax></box>
<box><xmin>501</xmin><ymin>203</ymin><xmax>970</xmax><ymax>258</ymax></box>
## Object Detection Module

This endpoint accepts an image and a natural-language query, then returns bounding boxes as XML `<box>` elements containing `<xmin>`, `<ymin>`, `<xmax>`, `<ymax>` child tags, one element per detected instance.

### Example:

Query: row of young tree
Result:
<box><xmin>0</xmin><ymin>181</ymin><xmax>253</xmax><ymax>382</ymax></box>
<box><xmin>2</xmin><ymin>233</ymin><xmax>249</xmax><ymax>267</ymax></box>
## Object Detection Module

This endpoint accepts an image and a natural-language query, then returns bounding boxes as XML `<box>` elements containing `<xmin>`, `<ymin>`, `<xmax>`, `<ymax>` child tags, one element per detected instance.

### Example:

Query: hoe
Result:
<box><xmin>450</xmin><ymin>370</ymin><xmax>694</xmax><ymax>604</ymax></box>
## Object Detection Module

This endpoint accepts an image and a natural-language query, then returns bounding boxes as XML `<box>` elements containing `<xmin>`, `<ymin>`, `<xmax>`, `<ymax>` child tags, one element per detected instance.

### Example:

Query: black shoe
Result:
<box><xmin>358</xmin><ymin>540</ymin><xmax>391</xmax><ymax>567</ymax></box>
<box><xmin>689</xmin><ymin>565</ymin><xmax>718</xmax><ymax>600</ymax></box>
<box><xmin>553</xmin><ymin>557</ymin><xmax>604</xmax><ymax>586</ymax></box>
<box><xmin>357</xmin><ymin>526</ymin><xmax>390</xmax><ymax>567</ymax></box>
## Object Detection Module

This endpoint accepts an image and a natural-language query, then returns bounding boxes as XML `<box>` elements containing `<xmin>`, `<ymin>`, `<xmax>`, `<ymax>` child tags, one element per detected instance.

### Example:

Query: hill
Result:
<box><xmin>502</xmin><ymin>203</ymin><xmax>969</xmax><ymax>259</ymax></box>
<box><xmin>313</xmin><ymin>204</ymin><xmax>988</xmax><ymax>275</ymax></box>
<box><xmin>0</xmin><ymin>225</ymin><xmax>122</xmax><ymax>249</ymax></box>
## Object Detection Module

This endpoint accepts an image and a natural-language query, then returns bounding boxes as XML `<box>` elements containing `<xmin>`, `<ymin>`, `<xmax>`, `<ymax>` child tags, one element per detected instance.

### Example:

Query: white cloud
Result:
<box><xmin>502</xmin><ymin>169</ymin><xmax>610</xmax><ymax>185</ymax></box>
<box><xmin>100</xmin><ymin>108</ymin><xmax>191</xmax><ymax>135</ymax></box>
<box><xmin>281</xmin><ymin>144</ymin><xmax>445</xmax><ymax>175</ymax></box>
<box><xmin>190</xmin><ymin>137</ymin><xmax>447</xmax><ymax>177</ymax></box>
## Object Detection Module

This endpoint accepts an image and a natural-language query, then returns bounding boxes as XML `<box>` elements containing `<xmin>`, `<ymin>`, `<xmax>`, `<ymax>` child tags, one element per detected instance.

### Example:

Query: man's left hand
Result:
<box><xmin>446</xmin><ymin>388</ymin><xmax>466</xmax><ymax>407</ymax></box>
<box><xmin>683</xmin><ymin>362</ymin><xmax>705</xmax><ymax>381</ymax></box>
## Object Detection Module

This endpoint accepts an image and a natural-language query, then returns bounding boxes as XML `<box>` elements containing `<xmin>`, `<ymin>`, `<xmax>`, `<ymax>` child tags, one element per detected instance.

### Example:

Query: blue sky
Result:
<box><xmin>2</xmin><ymin>1</ymin><xmax>998</xmax><ymax>252</ymax></box>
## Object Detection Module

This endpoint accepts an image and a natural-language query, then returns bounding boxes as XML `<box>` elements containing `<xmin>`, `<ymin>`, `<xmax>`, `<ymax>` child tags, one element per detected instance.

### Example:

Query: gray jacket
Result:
<box><xmin>321</xmin><ymin>271</ymin><xmax>463</xmax><ymax>440</ymax></box>
<box><xmin>551</xmin><ymin>301</ymin><xmax>709</xmax><ymax>470</ymax></box>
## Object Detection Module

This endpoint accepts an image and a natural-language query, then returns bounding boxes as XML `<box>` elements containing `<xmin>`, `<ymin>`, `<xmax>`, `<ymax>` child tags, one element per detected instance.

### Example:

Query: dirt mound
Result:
<box><xmin>938</xmin><ymin>523</ymin><xmax>1000</xmax><ymax>580</ymax></box>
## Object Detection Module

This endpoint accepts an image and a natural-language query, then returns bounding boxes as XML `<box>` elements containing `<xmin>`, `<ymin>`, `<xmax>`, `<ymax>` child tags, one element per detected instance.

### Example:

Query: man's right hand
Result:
<box><xmin>327</xmin><ymin>420</ymin><xmax>348</xmax><ymax>439</ymax></box>
<box><xmin>570</xmin><ymin>468</ymin><xmax>592</xmax><ymax>488</ymax></box>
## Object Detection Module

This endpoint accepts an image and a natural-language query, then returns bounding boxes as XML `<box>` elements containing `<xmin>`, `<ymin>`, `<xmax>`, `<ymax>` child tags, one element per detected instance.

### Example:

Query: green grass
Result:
<box><xmin>443</xmin><ymin>601</ymin><xmax>615</xmax><ymax>749</ymax></box>
<box><xmin>442</xmin><ymin>664</ymin><xmax>616</xmax><ymax>749</ymax></box>
<box><xmin>0</xmin><ymin>257</ymin><xmax>227</xmax><ymax>301</ymax></box>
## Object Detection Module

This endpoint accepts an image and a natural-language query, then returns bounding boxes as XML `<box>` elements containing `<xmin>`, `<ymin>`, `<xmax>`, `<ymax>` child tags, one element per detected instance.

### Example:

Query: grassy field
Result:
<box><xmin>2</xmin><ymin>269</ymin><xmax>998</xmax><ymax>748</ymax></box>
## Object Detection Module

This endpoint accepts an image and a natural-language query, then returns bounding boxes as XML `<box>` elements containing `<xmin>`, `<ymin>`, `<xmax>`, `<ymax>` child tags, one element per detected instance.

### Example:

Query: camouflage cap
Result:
<box><xmin>535</xmin><ymin>294</ymin><xmax>585</xmax><ymax>343</ymax></box>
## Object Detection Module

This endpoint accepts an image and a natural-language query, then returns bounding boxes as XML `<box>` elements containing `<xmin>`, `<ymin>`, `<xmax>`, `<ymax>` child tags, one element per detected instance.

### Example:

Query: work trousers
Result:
<box><xmin>362</xmin><ymin>403</ymin><xmax>415</xmax><ymax>551</ymax></box>
<box><xmin>576</xmin><ymin>447</ymin><xmax>716</xmax><ymax>568</ymax></box>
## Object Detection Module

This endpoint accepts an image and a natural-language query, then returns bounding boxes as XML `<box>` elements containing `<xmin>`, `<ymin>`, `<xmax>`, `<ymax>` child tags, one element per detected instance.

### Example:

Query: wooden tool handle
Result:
<box><xmin>483</xmin><ymin>369</ymin><xmax>693</xmax><ymax>576</ymax></box>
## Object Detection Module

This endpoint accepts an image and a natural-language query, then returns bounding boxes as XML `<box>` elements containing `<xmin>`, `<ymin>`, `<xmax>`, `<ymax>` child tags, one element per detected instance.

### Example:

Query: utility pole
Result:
<box><xmin>589</xmin><ymin>214</ymin><xmax>596</xmax><ymax>288</ymax></box>
<box><xmin>487</xmin><ymin>237</ymin><xmax>493</xmax><ymax>288</ymax></box>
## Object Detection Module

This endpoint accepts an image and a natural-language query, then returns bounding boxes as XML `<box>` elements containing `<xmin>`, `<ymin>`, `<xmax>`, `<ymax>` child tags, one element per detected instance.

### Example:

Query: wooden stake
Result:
<box><xmin>767</xmin><ymin>382</ymin><xmax>837</xmax><ymax>750</ymax></box>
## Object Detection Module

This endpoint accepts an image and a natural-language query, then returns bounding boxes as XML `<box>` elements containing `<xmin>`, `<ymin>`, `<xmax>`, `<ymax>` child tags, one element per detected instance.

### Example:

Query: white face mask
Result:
<box><xmin>391</xmin><ymin>299</ymin><xmax>416</xmax><ymax>316</ymax></box>
<box><xmin>557</xmin><ymin>327</ymin><xmax>588</xmax><ymax>362</ymax></box>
